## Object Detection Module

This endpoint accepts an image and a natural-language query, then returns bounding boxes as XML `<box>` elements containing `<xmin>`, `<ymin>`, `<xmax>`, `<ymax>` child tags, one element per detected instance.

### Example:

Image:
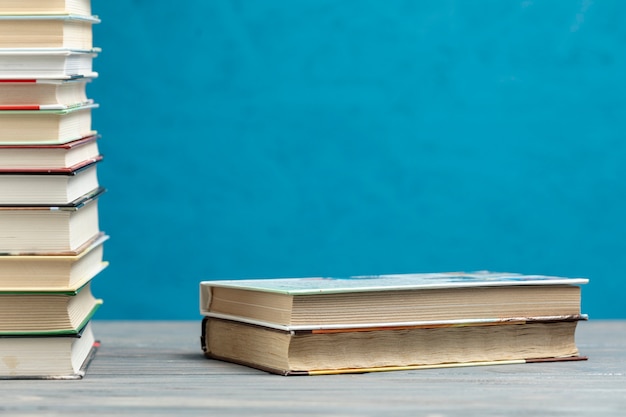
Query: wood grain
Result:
<box><xmin>0</xmin><ymin>320</ymin><xmax>624</xmax><ymax>416</ymax></box>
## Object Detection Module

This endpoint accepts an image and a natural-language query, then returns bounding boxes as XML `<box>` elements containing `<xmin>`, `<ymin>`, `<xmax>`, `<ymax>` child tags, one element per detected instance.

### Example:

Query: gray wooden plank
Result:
<box><xmin>0</xmin><ymin>320</ymin><xmax>624</xmax><ymax>416</ymax></box>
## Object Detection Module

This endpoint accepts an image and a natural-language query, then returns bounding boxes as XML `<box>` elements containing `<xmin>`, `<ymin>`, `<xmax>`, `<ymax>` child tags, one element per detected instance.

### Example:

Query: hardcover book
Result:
<box><xmin>0</xmin><ymin>0</ymin><xmax>92</xmax><ymax>16</ymax></box>
<box><xmin>0</xmin><ymin>15</ymin><xmax>99</xmax><ymax>49</ymax></box>
<box><xmin>0</xmin><ymin>48</ymin><xmax>98</xmax><ymax>79</ymax></box>
<box><xmin>0</xmin><ymin>281</ymin><xmax>101</xmax><ymax>335</ymax></box>
<box><xmin>0</xmin><ymin>159</ymin><xmax>101</xmax><ymax>205</ymax></box>
<box><xmin>200</xmin><ymin>272</ymin><xmax>588</xmax><ymax>330</ymax></box>
<box><xmin>201</xmin><ymin>316</ymin><xmax>587</xmax><ymax>376</ymax></box>
<box><xmin>0</xmin><ymin>187</ymin><xmax>104</xmax><ymax>254</ymax></box>
<box><xmin>0</xmin><ymin>321</ymin><xmax>98</xmax><ymax>379</ymax></box>
<box><xmin>0</xmin><ymin>78</ymin><xmax>93</xmax><ymax>110</ymax></box>
<box><xmin>0</xmin><ymin>103</ymin><xmax>97</xmax><ymax>144</ymax></box>
<box><xmin>0</xmin><ymin>134</ymin><xmax>100</xmax><ymax>170</ymax></box>
<box><xmin>0</xmin><ymin>233</ymin><xmax>108</xmax><ymax>291</ymax></box>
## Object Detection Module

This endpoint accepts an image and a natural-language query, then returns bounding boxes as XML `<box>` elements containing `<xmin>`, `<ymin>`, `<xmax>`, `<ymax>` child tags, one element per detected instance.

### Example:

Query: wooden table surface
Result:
<box><xmin>1</xmin><ymin>320</ymin><xmax>624</xmax><ymax>416</ymax></box>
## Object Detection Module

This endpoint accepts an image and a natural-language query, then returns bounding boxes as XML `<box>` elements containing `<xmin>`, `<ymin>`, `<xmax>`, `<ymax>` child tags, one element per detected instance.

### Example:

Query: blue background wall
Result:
<box><xmin>89</xmin><ymin>0</ymin><xmax>626</xmax><ymax>319</ymax></box>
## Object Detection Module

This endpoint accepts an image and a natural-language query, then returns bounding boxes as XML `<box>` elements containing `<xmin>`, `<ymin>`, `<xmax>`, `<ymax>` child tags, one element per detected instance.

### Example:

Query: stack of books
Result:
<box><xmin>199</xmin><ymin>272</ymin><xmax>588</xmax><ymax>375</ymax></box>
<box><xmin>0</xmin><ymin>0</ymin><xmax>107</xmax><ymax>379</ymax></box>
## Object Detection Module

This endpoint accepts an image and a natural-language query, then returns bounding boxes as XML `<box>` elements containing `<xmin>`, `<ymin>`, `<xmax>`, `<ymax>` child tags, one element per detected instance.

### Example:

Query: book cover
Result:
<box><xmin>0</xmin><ymin>101</ymin><xmax>94</xmax><ymax>111</ymax></box>
<box><xmin>0</xmin><ymin>133</ymin><xmax>98</xmax><ymax>149</ymax></box>
<box><xmin>0</xmin><ymin>15</ymin><xmax>99</xmax><ymax>22</ymax></box>
<box><xmin>201</xmin><ymin>272</ymin><xmax>589</xmax><ymax>296</ymax></box>
<box><xmin>0</xmin><ymin>155</ymin><xmax>101</xmax><ymax>173</ymax></box>
<box><xmin>0</xmin><ymin>101</ymin><xmax>98</xmax><ymax>115</ymax></box>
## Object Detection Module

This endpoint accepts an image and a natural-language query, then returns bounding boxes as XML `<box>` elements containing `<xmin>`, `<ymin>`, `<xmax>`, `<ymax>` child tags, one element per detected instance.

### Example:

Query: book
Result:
<box><xmin>0</xmin><ymin>103</ymin><xmax>97</xmax><ymax>144</ymax></box>
<box><xmin>0</xmin><ymin>187</ymin><xmax>104</xmax><ymax>254</ymax></box>
<box><xmin>0</xmin><ymin>234</ymin><xmax>108</xmax><ymax>292</ymax></box>
<box><xmin>0</xmin><ymin>281</ymin><xmax>101</xmax><ymax>335</ymax></box>
<box><xmin>0</xmin><ymin>48</ymin><xmax>98</xmax><ymax>79</ymax></box>
<box><xmin>0</xmin><ymin>134</ymin><xmax>100</xmax><ymax>170</ymax></box>
<box><xmin>0</xmin><ymin>160</ymin><xmax>100</xmax><ymax>205</ymax></box>
<box><xmin>0</xmin><ymin>321</ymin><xmax>98</xmax><ymax>379</ymax></box>
<box><xmin>0</xmin><ymin>0</ymin><xmax>92</xmax><ymax>16</ymax></box>
<box><xmin>0</xmin><ymin>15</ymin><xmax>99</xmax><ymax>49</ymax></box>
<box><xmin>199</xmin><ymin>272</ymin><xmax>588</xmax><ymax>330</ymax></box>
<box><xmin>201</xmin><ymin>316</ymin><xmax>587</xmax><ymax>376</ymax></box>
<box><xmin>0</xmin><ymin>78</ymin><xmax>94</xmax><ymax>110</ymax></box>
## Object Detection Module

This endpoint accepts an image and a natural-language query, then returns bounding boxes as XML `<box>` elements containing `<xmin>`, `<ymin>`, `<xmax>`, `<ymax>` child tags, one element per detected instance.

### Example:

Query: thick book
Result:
<box><xmin>0</xmin><ymin>159</ymin><xmax>101</xmax><ymax>205</ymax></box>
<box><xmin>0</xmin><ymin>103</ymin><xmax>97</xmax><ymax>144</ymax></box>
<box><xmin>0</xmin><ymin>15</ymin><xmax>99</xmax><ymax>49</ymax></box>
<box><xmin>0</xmin><ymin>281</ymin><xmax>101</xmax><ymax>335</ymax></box>
<box><xmin>0</xmin><ymin>0</ymin><xmax>92</xmax><ymax>16</ymax></box>
<box><xmin>199</xmin><ymin>272</ymin><xmax>588</xmax><ymax>330</ymax></box>
<box><xmin>0</xmin><ymin>234</ymin><xmax>108</xmax><ymax>291</ymax></box>
<box><xmin>0</xmin><ymin>134</ymin><xmax>100</xmax><ymax>170</ymax></box>
<box><xmin>201</xmin><ymin>316</ymin><xmax>588</xmax><ymax>376</ymax></box>
<box><xmin>0</xmin><ymin>187</ymin><xmax>104</xmax><ymax>254</ymax></box>
<box><xmin>0</xmin><ymin>78</ymin><xmax>93</xmax><ymax>110</ymax></box>
<box><xmin>0</xmin><ymin>48</ymin><xmax>98</xmax><ymax>80</ymax></box>
<box><xmin>0</xmin><ymin>321</ymin><xmax>98</xmax><ymax>379</ymax></box>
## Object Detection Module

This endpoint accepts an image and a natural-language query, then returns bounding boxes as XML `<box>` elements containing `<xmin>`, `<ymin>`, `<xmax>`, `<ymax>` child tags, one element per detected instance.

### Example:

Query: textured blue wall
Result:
<box><xmin>90</xmin><ymin>1</ymin><xmax>626</xmax><ymax>319</ymax></box>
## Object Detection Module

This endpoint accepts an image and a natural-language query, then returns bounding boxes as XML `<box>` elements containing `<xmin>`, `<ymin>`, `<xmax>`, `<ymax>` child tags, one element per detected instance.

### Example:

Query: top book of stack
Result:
<box><xmin>0</xmin><ymin>0</ymin><xmax>92</xmax><ymax>16</ymax></box>
<box><xmin>0</xmin><ymin>0</ymin><xmax>99</xmax><ymax>79</ymax></box>
<box><xmin>200</xmin><ymin>272</ymin><xmax>588</xmax><ymax>330</ymax></box>
<box><xmin>0</xmin><ymin>15</ymin><xmax>99</xmax><ymax>50</ymax></box>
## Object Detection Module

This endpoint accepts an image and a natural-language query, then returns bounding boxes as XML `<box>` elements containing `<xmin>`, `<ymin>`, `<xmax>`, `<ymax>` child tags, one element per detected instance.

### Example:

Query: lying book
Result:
<box><xmin>0</xmin><ymin>103</ymin><xmax>97</xmax><ymax>144</ymax></box>
<box><xmin>201</xmin><ymin>316</ymin><xmax>588</xmax><ymax>376</ymax></box>
<box><xmin>0</xmin><ymin>322</ymin><xmax>98</xmax><ymax>380</ymax></box>
<box><xmin>0</xmin><ymin>15</ymin><xmax>99</xmax><ymax>49</ymax></box>
<box><xmin>0</xmin><ymin>0</ymin><xmax>92</xmax><ymax>16</ymax></box>
<box><xmin>0</xmin><ymin>234</ymin><xmax>108</xmax><ymax>292</ymax></box>
<box><xmin>0</xmin><ymin>78</ymin><xmax>93</xmax><ymax>110</ymax></box>
<box><xmin>0</xmin><ymin>188</ymin><xmax>104</xmax><ymax>254</ymax></box>
<box><xmin>0</xmin><ymin>48</ymin><xmax>98</xmax><ymax>80</ymax></box>
<box><xmin>0</xmin><ymin>281</ymin><xmax>101</xmax><ymax>335</ymax></box>
<box><xmin>0</xmin><ymin>159</ymin><xmax>101</xmax><ymax>205</ymax></box>
<box><xmin>200</xmin><ymin>272</ymin><xmax>588</xmax><ymax>330</ymax></box>
<box><xmin>0</xmin><ymin>134</ymin><xmax>100</xmax><ymax>170</ymax></box>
